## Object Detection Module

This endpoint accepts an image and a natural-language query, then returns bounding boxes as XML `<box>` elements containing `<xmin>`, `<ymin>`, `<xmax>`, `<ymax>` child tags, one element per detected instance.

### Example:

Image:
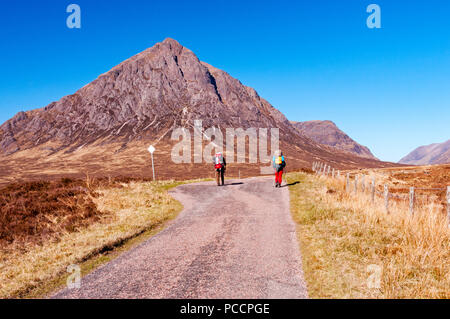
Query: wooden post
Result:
<box><xmin>384</xmin><ymin>185</ymin><xmax>389</xmax><ymax>214</ymax></box>
<box><xmin>409</xmin><ymin>187</ymin><xmax>415</xmax><ymax>216</ymax></box>
<box><xmin>239</xmin><ymin>169</ymin><xmax>241</xmax><ymax>180</ymax></box>
<box><xmin>346</xmin><ymin>173</ymin><xmax>350</xmax><ymax>192</ymax></box>
<box><xmin>327</xmin><ymin>165</ymin><xmax>331</xmax><ymax>177</ymax></box>
<box><xmin>337</xmin><ymin>170</ymin><xmax>340</xmax><ymax>179</ymax></box>
<box><xmin>371</xmin><ymin>177</ymin><xmax>375</xmax><ymax>203</ymax></box>
<box><xmin>447</xmin><ymin>186</ymin><xmax>450</xmax><ymax>224</ymax></box>
<box><xmin>332</xmin><ymin>168</ymin><xmax>335</xmax><ymax>178</ymax></box>
<box><xmin>354</xmin><ymin>175</ymin><xmax>358</xmax><ymax>194</ymax></box>
<box><xmin>361</xmin><ymin>175</ymin><xmax>365</xmax><ymax>193</ymax></box>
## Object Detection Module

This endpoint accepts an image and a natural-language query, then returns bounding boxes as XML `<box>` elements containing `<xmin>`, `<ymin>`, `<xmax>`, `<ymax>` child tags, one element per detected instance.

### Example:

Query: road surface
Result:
<box><xmin>52</xmin><ymin>177</ymin><xmax>308</xmax><ymax>299</ymax></box>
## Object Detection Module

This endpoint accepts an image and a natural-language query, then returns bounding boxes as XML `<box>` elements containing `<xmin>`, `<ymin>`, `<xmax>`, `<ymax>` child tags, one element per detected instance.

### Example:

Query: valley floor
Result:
<box><xmin>1</xmin><ymin>170</ymin><xmax>448</xmax><ymax>299</ymax></box>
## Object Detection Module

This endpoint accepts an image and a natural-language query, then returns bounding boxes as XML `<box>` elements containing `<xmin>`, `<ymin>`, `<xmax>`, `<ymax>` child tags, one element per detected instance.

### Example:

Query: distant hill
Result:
<box><xmin>291</xmin><ymin>120</ymin><xmax>377</xmax><ymax>160</ymax></box>
<box><xmin>399</xmin><ymin>139</ymin><xmax>450</xmax><ymax>165</ymax></box>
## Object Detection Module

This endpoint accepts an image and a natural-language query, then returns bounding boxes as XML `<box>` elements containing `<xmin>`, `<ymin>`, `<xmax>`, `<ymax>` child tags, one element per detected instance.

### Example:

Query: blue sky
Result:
<box><xmin>0</xmin><ymin>0</ymin><xmax>449</xmax><ymax>162</ymax></box>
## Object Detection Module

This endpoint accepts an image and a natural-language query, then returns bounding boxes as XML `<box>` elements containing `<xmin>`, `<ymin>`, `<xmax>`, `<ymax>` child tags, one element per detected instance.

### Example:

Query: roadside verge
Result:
<box><xmin>286</xmin><ymin>172</ymin><xmax>449</xmax><ymax>298</ymax></box>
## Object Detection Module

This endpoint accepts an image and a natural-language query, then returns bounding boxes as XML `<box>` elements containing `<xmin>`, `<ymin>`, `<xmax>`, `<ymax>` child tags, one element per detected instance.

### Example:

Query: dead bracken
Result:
<box><xmin>0</xmin><ymin>178</ymin><xmax>104</xmax><ymax>248</ymax></box>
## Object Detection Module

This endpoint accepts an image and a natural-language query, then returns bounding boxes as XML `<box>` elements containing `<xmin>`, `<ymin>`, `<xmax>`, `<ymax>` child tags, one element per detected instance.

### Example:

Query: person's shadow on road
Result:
<box><xmin>280</xmin><ymin>181</ymin><xmax>300</xmax><ymax>188</ymax></box>
<box><xmin>223</xmin><ymin>182</ymin><xmax>244</xmax><ymax>186</ymax></box>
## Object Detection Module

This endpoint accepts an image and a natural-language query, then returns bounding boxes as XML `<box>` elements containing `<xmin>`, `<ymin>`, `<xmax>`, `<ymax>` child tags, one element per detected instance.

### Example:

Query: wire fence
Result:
<box><xmin>311</xmin><ymin>161</ymin><xmax>450</xmax><ymax>224</ymax></box>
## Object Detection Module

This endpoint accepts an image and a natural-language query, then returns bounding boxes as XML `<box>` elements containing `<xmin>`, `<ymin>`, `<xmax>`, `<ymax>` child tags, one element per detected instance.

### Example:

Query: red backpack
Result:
<box><xmin>214</xmin><ymin>153</ymin><xmax>224</xmax><ymax>169</ymax></box>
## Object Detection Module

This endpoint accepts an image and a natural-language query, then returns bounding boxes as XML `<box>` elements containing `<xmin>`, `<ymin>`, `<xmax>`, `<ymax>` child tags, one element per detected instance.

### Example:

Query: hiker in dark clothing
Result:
<box><xmin>213</xmin><ymin>152</ymin><xmax>226</xmax><ymax>186</ymax></box>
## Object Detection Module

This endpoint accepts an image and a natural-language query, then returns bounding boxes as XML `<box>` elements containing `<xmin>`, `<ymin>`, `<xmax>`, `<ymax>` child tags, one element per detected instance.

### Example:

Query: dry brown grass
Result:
<box><xmin>287</xmin><ymin>172</ymin><xmax>449</xmax><ymax>299</ymax></box>
<box><xmin>0</xmin><ymin>179</ymin><xmax>186</xmax><ymax>298</ymax></box>
<box><xmin>0</xmin><ymin>178</ymin><xmax>103</xmax><ymax>248</ymax></box>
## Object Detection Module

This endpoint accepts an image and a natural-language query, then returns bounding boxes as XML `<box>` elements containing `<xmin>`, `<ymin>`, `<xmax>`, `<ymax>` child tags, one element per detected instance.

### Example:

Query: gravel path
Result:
<box><xmin>52</xmin><ymin>177</ymin><xmax>308</xmax><ymax>299</ymax></box>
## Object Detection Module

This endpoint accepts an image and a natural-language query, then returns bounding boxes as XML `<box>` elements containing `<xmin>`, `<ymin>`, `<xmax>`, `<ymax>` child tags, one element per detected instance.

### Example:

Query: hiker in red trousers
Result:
<box><xmin>272</xmin><ymin>150</ymin><xmax>286</xmax><ymax>188</ymax></box>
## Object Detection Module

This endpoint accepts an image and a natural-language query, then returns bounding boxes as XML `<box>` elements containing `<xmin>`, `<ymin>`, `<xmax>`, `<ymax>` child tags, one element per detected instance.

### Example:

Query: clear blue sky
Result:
<box><xmin>0</xmin><ymin>0</ymin><xmax>449</xmax><ymax>162</ymax></box>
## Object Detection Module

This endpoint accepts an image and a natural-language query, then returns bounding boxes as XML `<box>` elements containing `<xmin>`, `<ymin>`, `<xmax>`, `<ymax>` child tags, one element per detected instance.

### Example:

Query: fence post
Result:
<box><xmin>332</xmin><ymin>168</ymin><xmax>335</xmax><ymax>178</ymax></box>
<box><xmin>337</xmin><ymin>170</ymin><xmax>341</xmax><ymax>179</ymax></box>
<box><xmin>322</xmin><ymin>164</ymin><xmax>326</xmax><ymax>176</ymax></box>
<box><xmin>346</xmin><ymin>173</ymin><xmax>350</xmax><ymax>193</ymax></box>
<box><xmin>354</xmin><ymin>175</ymin><xmax>358</xmax><ymax>194</ymax></box>
<box><xmin>447</xmin><ymin>186</ymin><xmax>450</xmax><ymax>224</ymax></box>
<box><xmin>384</xmin><ymin>184</ymin><xmax>389</xmax><ymax>214</ymax></box>
<box><xmin>409</xmin><ymin>187</ymin><xmax>415</xmax><ymax>216</ymax></box>
<box><xmin>361</xmin><ymin>175</ymin><xmax>365</xmax><ymax>193</ymax></box>
<box><xmin>327</xmin><ymin>165</ymin><xmax>331</xmax><ymax>177</ymax></box>
<box><xmin>371</xmin><ymin>177</ymin><xmax>375</xmax><ymax>203</ymax></box>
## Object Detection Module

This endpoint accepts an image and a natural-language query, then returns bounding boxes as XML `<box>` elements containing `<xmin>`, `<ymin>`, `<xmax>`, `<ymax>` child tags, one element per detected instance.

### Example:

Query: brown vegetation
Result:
<box><xmin>0</xmin><ymin>178</ymin><xmax>102</xmax><ymax>249</ymax></box>
<box><xmin>0</xmin><ymin>176</ymin><xmax>186</xmax><ymax>298</ymax></box>
<box><xmin>347</xmin><ymin>164</ymin><xmax>449</xmax><ymax>215</ymax></box>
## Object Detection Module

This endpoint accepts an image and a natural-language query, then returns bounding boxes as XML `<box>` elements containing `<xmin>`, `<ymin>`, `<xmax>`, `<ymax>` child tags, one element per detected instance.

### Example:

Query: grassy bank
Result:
<box><xmin>287</xmin><ymin>172</ymin><xmax>449</xmax><ymax>299</ymax></box>
<box><xmin>0</xmin><ymin>178</ymin><xmax>192</xmax><ymax>298</ymax></box>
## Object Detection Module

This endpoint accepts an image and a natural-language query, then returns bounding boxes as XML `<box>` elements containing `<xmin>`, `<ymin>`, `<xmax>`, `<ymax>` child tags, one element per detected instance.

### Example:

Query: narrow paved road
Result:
<box><xmin>53</xmin><ymin>177</ymin><xmax>308</xmax><ymax>299</ymax></box>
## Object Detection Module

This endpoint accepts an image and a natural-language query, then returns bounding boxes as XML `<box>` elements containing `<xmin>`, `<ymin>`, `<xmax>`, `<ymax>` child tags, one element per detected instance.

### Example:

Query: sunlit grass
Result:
<box><xmin>287</xmin><ymin>172</ymin><xmax>449</xmax><ymax>299</ymax></box>
<box><xmin>0</xmin><ymin>179</ymin><xmax>187</xmax><ymax>298</ymax></box>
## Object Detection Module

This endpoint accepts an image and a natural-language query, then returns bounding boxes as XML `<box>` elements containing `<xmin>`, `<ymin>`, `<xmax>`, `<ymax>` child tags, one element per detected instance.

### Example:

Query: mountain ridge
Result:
<box><xmin>399</xmin><ymin>139</ymin><xmax>450</xmax><ymax>165</ymax></box>
<box><xmin>290</xmin><ymin>120</ymin><xmax>377</xmax><ymax>160</ymax></box>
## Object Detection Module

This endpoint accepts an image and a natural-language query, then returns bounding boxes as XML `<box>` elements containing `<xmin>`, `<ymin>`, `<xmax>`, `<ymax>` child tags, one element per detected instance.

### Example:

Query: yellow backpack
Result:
<box><xmin>275</xmin><ymin>156</ymin><xmax>283</xmax><ymax>165</ymax></box>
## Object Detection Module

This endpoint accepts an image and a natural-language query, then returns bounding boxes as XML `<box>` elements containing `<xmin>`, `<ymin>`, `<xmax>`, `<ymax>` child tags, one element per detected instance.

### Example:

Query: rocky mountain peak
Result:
<box><xmin>0</xmin><ymin>38</ymin><xmax>296</xmax><ymax>155</ymax></box>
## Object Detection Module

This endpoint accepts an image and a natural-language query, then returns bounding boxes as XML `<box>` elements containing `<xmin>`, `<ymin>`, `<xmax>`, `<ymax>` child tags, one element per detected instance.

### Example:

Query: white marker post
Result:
<box><xmin>148</xmin><ymin>145</ymin><xmax>156</xmax><ymax>181</ymax></box>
